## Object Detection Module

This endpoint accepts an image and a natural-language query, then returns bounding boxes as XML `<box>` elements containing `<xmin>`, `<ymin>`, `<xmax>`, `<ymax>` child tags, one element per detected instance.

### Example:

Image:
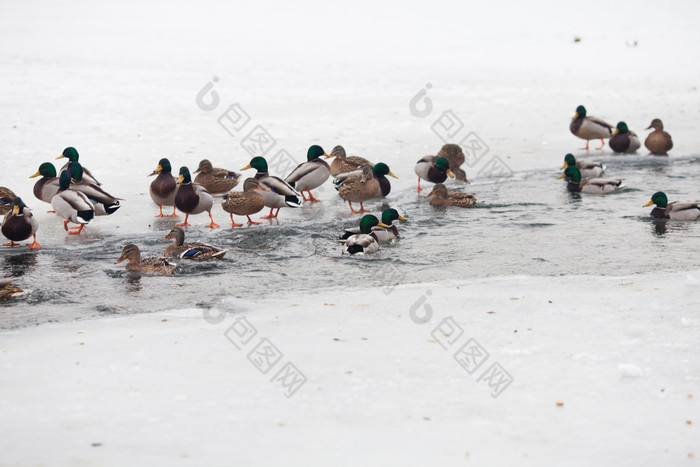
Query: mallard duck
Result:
<box><xmin>162</xmin><ymin>227</ymin><xmax>228</xmax><ymax>260</ymax></box>
<box><xmin>336</xmin><ymin>163</ymin><xmax>398</xmax><ymax>199</ymax></box>
<box><xmin>558</xmin><ymin>166</ymin><xmax>623</xmax><ymax>194</ymax></box>
<box><xmin>56</xmin><ymin>147</ymin><xmax>101</xmax><ymax>185</ymax></box>
<box><xmin>67</xmin><ymin>162</ymin><xmax>121</xmax><ymax>216</ymax></box>
<box><xmin>0</xmin><ymin>187</ymin><xmax>16</xmax><ymax>215</ymax></box>
<box><xmin>325</xmin><ymin>145</ymin><xmax>374</xmax><ymax>177</ymax></box>
<box><xmin>643</xmin><ymin>192</ymin><xmax>699</xmax><ymax>220</ymax></box>
<box><xmin>115</xmin><ymin>244</ymin><xmax>175</xmax><ymax>274</ymax></box>
<box><xmin>609</xmin><ymin>121</ymin><xmax>641</xmax><ymax>154</ymax></box>
<box><xmin>193</xmin><ymin>159</ymin><xmax>241</xmax><ymax>194</ymax></box>
<box><xmin>426</xmin><ymin>183</ymin><xmax>477</xmax><ymax>207</ymax></box>
<box><xmin>174</xmin><ymin>167</ymin><xmax>219</xmax><ymax>228</ymax></box>
<box><xmin>342</xmin><ymin>215</ymin><xmax>390</xmax><ymax>255</ymax></box>
<box><xmin>241</xmin><ymin>156</ymin><xmax>302</xmax><ymax>219</ymax></box>
<box><xmin>644</xmin><ymin>119</ymin><xmax>673</xmax><ymax>156</ymax></box>
<box><xmin>437</xmin><ymin>144</ymin><xmax>469</xmax><ymax>182</ymax></box>
<box><xmin>221</xmin><ymin>178</ymin><xmax>268</xmax><ymax>226</ymax></box>
<box><xmin>148</xmin><ymin>158</ymin><xmax>179</xmax><ymax>217</ymax></box>
<box><xmin>2</xmin><ymin>197</ymin><xmax>40</xmax><ymax>249</ymax></box>
<box><xmin>338</xmin><ymin>208</ymin><xmax>407</xmax><ymax>243</ymax></box>
<box><xmin>414</xmin><ymin>156</ymin><xmax>454</xmax><ymax>192</ymax></box>
<box><xmin>0</xmin><ymin>280</ymin><xmax>25</xmax><ymax>301</ymax></box>
<box><xmin>285</xmin><ymin>145</ymin><xmax>331</xmax><ymax>202</ymax></box>
<box><xmin>51</xmin><ymin>170</ymin><xmax>95</xmax><ymax>235</ymax></box>
<box><xmin>29</xmin><ymin>163</ymin><xmax>60</xmax><ymax>210</ymax></box>
<box><xmin>570</xmin><ymin>105</ymin><xmax>613</xmax><ymax>150</ymax></box>
<box><xmin>561</xmin><ymin>153</ymin><xmax>605</xmax><ymax>178</ymax></box>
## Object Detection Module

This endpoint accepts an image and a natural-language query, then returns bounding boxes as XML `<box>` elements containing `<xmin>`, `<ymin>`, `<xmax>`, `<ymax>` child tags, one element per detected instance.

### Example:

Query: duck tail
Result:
<box><xmin>76</xmin><ymin>210</ymin><xmax>93</xmax><ymax>223</ymax></box>
<box><xmin>212</xmin><ymin>249</ymin><xmax>229</xmax><ymax>259</ymax></box>
<box><xmin>284</xmin><ymin>195</ymin><xmax>302</xmax><ymax>208</ymax></box>
<box><xmin>104</xmin><ymin>201</ymin><xmax>121</xmax><ymax>215</ymax></box>
<box><xmin>346</xmin><ymin>244</ymin><xmax>364</xmax><ymax>255</ymax></box>
<box><xmin>337</xmin><ymin>231</ymin><xmax>353</xmax><ymax>242</ymax></box>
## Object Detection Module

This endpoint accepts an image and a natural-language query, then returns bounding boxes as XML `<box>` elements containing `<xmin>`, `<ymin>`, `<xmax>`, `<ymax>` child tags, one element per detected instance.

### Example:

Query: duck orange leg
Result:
<box><xmin>205</xmin><ymin>212</ymin><xmax>220</xmax><ymax>229</ymax></box>
<box><xmin>27</xmin><ymin>234</ymin><xmax>41</xmax><ymax>250</ymax></box>
<box><xmin>359</xmin><ymin>202</ymin><xmax>371</xmax><ymax>213</ymax></box>
<box><xmin>596</xmin><ymin>138</ymin><xmax>605</xmax><ymax>150</ymax></box>
<box><xmin>261</xmin><ymin>207</ymin><xmax>279</xmax><ymax>219</ymax></box>
<box><xmin>229</xmin><ymin>213</ymin><xmax>243</xmax><ymax>227</ymax></box>
<box><xmin>579</xmin><ymin>141</ymin><xmax>590</xmax><ymax>150</ymax></box>
<box><xmin>155</xmin><ymin>205</ymin><xmax>165</xmax><ymax>217</ymax></box>
<box><xmin>306</xmin><ymin>189</ymin><xmax>321</xmax><ymax>202</ymax></box>
<box><xmin>68</xmin><ymin>225</ymin><xmax>85</xmax><ymax>235</ymax></box>
<box><xmin>348</xmin><ymin>202</ymin><xmax>363</xmax><ymax>214</ymax></box>
<box><xmin>175</xmin><ymin>214</ymin><xmax>191</xmax><ymax>227</ymax></box>
<box><xmin>246</xmin><ymin>215</ymin><xmax>262</xmax><ymax>225</ymax></box>
<box><xmin>3</xmin><ymin>240</ymin><xmax>18</xmax><ymax>246</ymax></box>
<box><xmin>63</xmin><ymin>219</ymin><xmax>71</xmax><ymax>231</ymax></box>
<box><xmin>417</xmin><ymin>178</ymin><xmax>422</xmax><ymax>192</ymax></box>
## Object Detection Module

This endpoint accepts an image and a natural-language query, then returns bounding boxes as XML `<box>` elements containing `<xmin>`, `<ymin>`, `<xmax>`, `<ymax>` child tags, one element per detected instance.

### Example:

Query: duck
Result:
<box><xmin>115</xmin><ymin>244</ymin><xmax>175</xmax><ymax>274</ymax></box>
<box><xmin>56</xmin><ymin>147</ymin><xmax>101</xmax><ymax>185</ymax></box>
<box><xmin>334</xmin><ymin>162</ymin><xmax>398</xmax><ymax>214</ymax></box>
<box><xmin>148</xmin><ymin>158</ymin><xmax>179</xmax><ymax>217</ymax></box>
<box><xmin>437</xmin><ymin>144</ymin><xmax>469</xmax><ymax>182</ymax></box>
<box><xmin>67</xmin><ymin>162</ymin><xmax>121</xmax><ymax>216</ymax></box>
<box><xmin>342</xmin><ymin>215</ymin><xmax>390</xmax><ymax>255</ymax></box>
<box><xmin>241</xmin><ymin>156</ymin><xmax>302</xmax><ymax>219</ymax></box>
<box><xmin>569</xmin><ymin>105</ymin><xmax>613</xmax><ymax>150</ymax></box>
<box><xmin>558</xmin><ymin>166</ymin><xmax>623</xmax><ymax>194</ymax></box>
<box><xmin>338</xmin><ymin>208</ymin><xmax>407</xmax><ymax>243</ymax></box>
<box><xmin>29</xmin><ymin>162</ymin><xmax>60</xmax><ymax>209</ymax></box>
<box><xmin>426</xmin><ymin>183</ymin><xmax>478</xmax><ymax>207</ymax></box>
<box><xmin>644</xmin><ymin>119</ymin><xmax>673</xmax><ymax>156</ymax></box>
<box><xmin>174</xmin><ymin>167</ymin><xmax>219</xmax><ymax>228</ymax></box>
<box><xmin>0</xmin><ymin>280</ymin><xmax>25</xmax><ymax>301</ymax></box>
<box><xmin>609</xmin><ymin>121</ymin><xmax>641</xmax><ymax>154</ymax></box>
<box><xmin>285</xmin><ymin>145</ymin><xmax>331</xmax><ymax>202</ymax></box>
<box><xmin>51</xmin><ymin>170</ymin><xmax>95</xmax><ymax>235</ymax></box>
<box><xmin>221</xmin><ymin>177</ymin><xmax>268</xmax><ymax>227</ymax></box>
<box><xmin>643</xmin><ymin>192</ymin><xmax>699</xmax><ymax>220</ymax></box>
<box><xmin>162</xmin><ymin>227</ymin><xmax>228</xmax><ymax>260</ymax></box>
<box><xmin>325</xmin><ymin>145</ymin><xmax>374</xmax><ymax>177</ymax></box>
<box><xmin>561</xmin><ymin>153</ymin><xmax>605</xmax><ymax>178</ymax></box>
<box><xmin>0</xmin><ymin>187</ymin><xmax>17</xmax><ymax>215</ymax></box>
<box><xmin>193</xmin><ymin>159</ymin><xmax>241</xmax><ymax>194</ymax></box>
<box><xmin>414</xmin><ymin>156</ymin><xmax>454</xmax><ymax>192</ymax></box>
<box><xmin>1</xmin><ymin>197</ymin><xmax>40</xmax><ymax>249</ymax></box>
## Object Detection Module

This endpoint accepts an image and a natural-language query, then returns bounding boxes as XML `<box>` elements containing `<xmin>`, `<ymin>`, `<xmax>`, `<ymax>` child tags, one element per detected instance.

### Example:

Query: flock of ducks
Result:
<box><xmin>563</xmin><ymin>105</ymin><xmax>698</xmax><ymax>219</ymax></box>
<box><xmin>0</xmin><ymin>106</ymin><xmax>696</xmax><ymax>286</ymax></box>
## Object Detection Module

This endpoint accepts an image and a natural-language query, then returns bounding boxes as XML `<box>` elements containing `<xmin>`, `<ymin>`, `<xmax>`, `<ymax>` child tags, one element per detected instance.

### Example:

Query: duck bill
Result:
<box><xmin>163</xmin><ymin>234</ymin><xmax>172</xmax><ymax>240</ymax></box>
<box><xmin>12</xmin><ymin>205</ymin><xmax>20</xmax><ymax>215</ymax></box>
<box><xmin>377</xmin><ymin>222</ymin><xmax>390</xmax><ymax>228</ymax></box>
<box><xmin>556</xmin><ymin>173</ymin><xmax>566</xmax><ymax>179</ymax></box>
<box><xmin>148</xmin><ymin>166</ymin><xmax>162</xmax><ymax>177</ymax></box>
<box><xmin>572</xmin><ymin>112</ymin><xmax>579</xmax><ymax>119</ymax></box>
<box><xmin>643</xmin><ymin>200</ymin><xmax>654</xmax><ymax>207</ymax></box>
<box><xmin>387</xmin><ymin>171</ymin><xmax>399</xmax><ymax>179</ymax></box>
<box><xmin>426</xmin><ymin>191</ymin><xmax>436</xmax><ymax>198</ymax></box>
<box><xmin>323</xmin><ymin>153</ymin><xmax>332</xmax><ymax>159</ymax></box>
<box><xmin>177</xmin><ymin>175</ymin><xmax>184</xmax><ymax>183</ymax></box>
<box><xmin>612</xmin><ymin>129</ymin><xmax>619</xmax><ymax>136</ymax></box>
<box><xmin>29</xmin><ymin>170</ymin><xmax>41</xmax><ymax>178</ymax></box>
<box><xmin>55</xmin><ymin>155</ymin><xmax>65</xmax><ymax>160</ymax></box>
<box><xmin>645</xmin><ymin>125</ymin><xmax>652</xmax><ymax>130</ymax></box>
<box><xmin>241</xmin><ymin>163</ymin><xmax>253</xmax><ymax>170</ymax></box>
<box><xmin>397</xmin><ymin>215</ymin><xmax>408</xmax><ymax>221</ymax></box>
<box><xmin>446</xmin><ymin>169</ymin><xmax>455</xmax><ymax>179</ymax></box>
<box><xmin>114</xmin><ymin>258</ymin><xmax>125</xmax><ymax>264</ymax></box>
<box><xmin>560</xmin><ymin>162</ymin><xmax>567</xmax><ymax>169</ymax></box>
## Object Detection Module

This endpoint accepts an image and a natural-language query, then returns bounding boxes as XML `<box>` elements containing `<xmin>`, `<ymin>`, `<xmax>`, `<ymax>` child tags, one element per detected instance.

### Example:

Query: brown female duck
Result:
<box><xmin>193</xmin><ymin>159</ymin><xmax>241</xmax><ymax>194</ymax></box>
<box><xmin>163</xmin><ymin>227</ymin><xmax>228</xmax><ymax>260</ymax></box>
<box><xmin>221</xmin><ymin>178</ymin><xmax>268</xmax><ymax>226</ymax></box>
<box><xmin>115</xmin><ymin>244</ymin><xmax>176</xmax><ymax>274</ymax></box>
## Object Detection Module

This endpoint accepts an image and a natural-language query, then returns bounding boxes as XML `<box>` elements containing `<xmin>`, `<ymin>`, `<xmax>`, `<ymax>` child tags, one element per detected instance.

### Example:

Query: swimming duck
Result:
<box><xmin>29</xmin><ymin>163</ymin><xmax>60</xmax><ymax>209</ymax></box>
<box><xmin>643</xmin><ymin>192</ymin><xmax>699</xmax><ymax>220</ymax></box>
<box><xmin>414</xmin><ymin>156</ymin><xmax>454</xmax><ymax>192</ymax></box>
<box><xmin>1</xmin><ymin>197</ymin><xmax>40</xmax><ymax>249</ymax></box>
<box><xmin>0</xmin><ymin>187</ymin><xmax>16</xmax><ymax>215</ymax></box>
<box><xmin>193</xmin><ymin>159</ymin><xmax>241</xmax><ymax>194</ymax></box>
<box><xmin>0</xmin><ymin>280</ymin><xmax>25</xmax><ymax>301</ymax></box>
<box><xmin>437</xmin><ymin>144</ymin><xmax>469</xmax><ymax>182</ymax></box>
<box><xmin>561</xmin><ymin>153</ymin><xmax>605</xmax><ymax>178</ymax></box>
<box><xmin>51</xmin><ymin>170</ymin><xmax>95</xmax><ymax>235</ymax></box>
<box><xmin>334</xmin><ymin>164</ymin><xmax>392</xmax><ymax>214</ymax></box>
<box><xmin>67</xmin><ymin>162</ymin><xmax>121</xmax><ymax>216</ymax></box>
<box><xmin>285</xmin><ymin>145</ymin><xmax>331</xmax><ymax>202</ymax></box>
<box><xmin>558</xmin><ymin>166</ymin><xmax>623</xmax><ymax>194</ymax></box>
<box><xmin>115</xmin><ymin>244</ymin><xmax>175</xmax><ymax>274</ymax></box>
<box><xmin>56</xmin><ymin>147</ymin><xmax>101</xmax><ymax>185</ymax></box>
<box><xmin>221</xmin><ymin>178</ymin><xmax>268</xmax><ymax>226</ymax></box>
<box><xmin>570</xmin><ymin>105</ymin><xmax>613</xmax><ymax>150</ymax></box>
<box><xmin>338</xmin><ymin>208</ymin><xmax>407</xmax><ymax>243</ymax></box>
<box><xmin>162</xmin><ymin>227</ymin><xmax>228</xmax><ymax>260</ymax></box>
<box><xmin>241</xmin><ymin>156</ymin><xmax>302</xmax><ymax>219</ymax></box>
<box><xmin>174</xmin><ymin>167</ymin><xmax>219</xmax><ymax>228</ymax></box>
<box><xmin>609</xmin><ymin>121</ymin><xmax>641</xmax><ymax>154</ymax></box>
<box><xmin>427</xmin><ymin>183</ymin><xmax>478</xmax><ymax>207</ymax></box>
<box><xmin>148</xmin><ymin>158</ymin><xmax>179</xmax><ymax>217</ymax></box>
<box><xmin>644</xmin><ymin>119</ymin><xmax>673</xmax><ymax>156</ymax></box>
<box><xmin>325</xmin><ymin>145</ymin><xmax>374</xmax><ymax>177</ymax></box>
<box><xmin>342</xmin><ymin>215</ymin><xmax>390</xmax><ymax>255</ymax></box>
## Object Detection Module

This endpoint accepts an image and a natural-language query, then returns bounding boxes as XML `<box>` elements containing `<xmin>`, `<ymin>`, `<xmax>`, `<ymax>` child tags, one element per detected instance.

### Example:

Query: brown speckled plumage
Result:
<box><xmin>0</xmin><ymin>187</ymin><xmax>16</xmax><ymax>215</ymax></box>
<box><xmin>328</xmin><ymin>146</ymin><xmax>374</xmax><ymax>176</ymax></box>
<box><xmin>194</xmin><ymin>159</ymin><xmax>241</xmax><ymax>194</ymax></box>
<box><xmin>427</xmin><ymin>183</ymin><xmax>477</xmax><ymax>207</ymax></box>
<box><xmin>337</xmin><ymin>166</ymin><xmax>379</xmax><ymax>204</ymax></box>
<box><xmin>0</xmin><ymin>280</ymin><xmax>25</xmax><ymax>300</ymax></box>
<box><xmin>644</xmin><ymin>119</ymin><xmax>673</xmax><ymax>156</ymax></box>
<box><xmin>437</xmin><ymin>144</ymin><xmax>468</xmax><ymax>182</ymax></box>
<box><xmin>115</xmin><ymin>244</ymin><xmax>175</xmax><ymax>274</ymax></box>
